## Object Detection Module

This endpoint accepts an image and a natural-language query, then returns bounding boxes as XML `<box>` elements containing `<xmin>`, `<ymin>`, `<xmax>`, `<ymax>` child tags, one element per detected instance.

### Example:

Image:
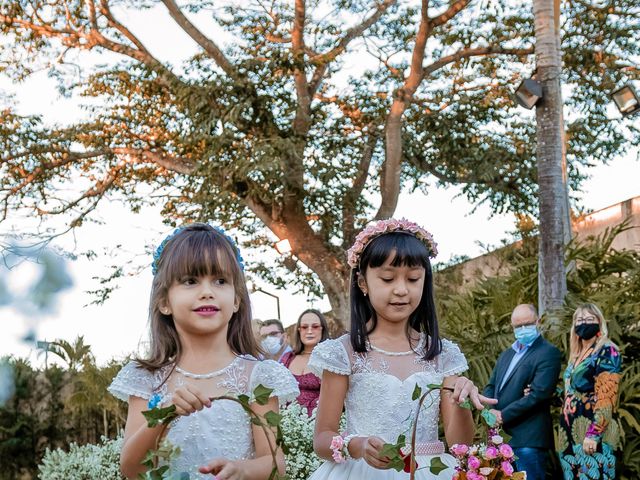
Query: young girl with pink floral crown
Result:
<box><xmin>308</xmin><ymin>218</ymin><xmax>496</xmax><ymax>479</ymax></box>
<box><xmin>109</xmin><ymin>223</ymin><xmax>298</xmax><ymax>479</ymax></box>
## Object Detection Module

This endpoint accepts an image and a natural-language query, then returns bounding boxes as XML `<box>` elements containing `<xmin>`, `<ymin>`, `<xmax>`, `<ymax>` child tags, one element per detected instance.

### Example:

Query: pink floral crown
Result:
<box><xmin>346</xmin><ymin>218</ymin><xmax>438</xmax><ymax>268</ymax></box>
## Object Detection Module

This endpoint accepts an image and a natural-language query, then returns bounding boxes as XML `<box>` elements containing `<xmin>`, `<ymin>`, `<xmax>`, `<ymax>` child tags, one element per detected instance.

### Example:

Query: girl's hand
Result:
<box><xmin>172</xmin><ymin>384</ymin><xmax>211</xmax><ymax>416</ymax></box>
<box><xmin>199</xmin><ymin>458</ymin><xmax>246</xmax><ymax>480</ymax></box>
<box><xmin>362</xmin><ymin>436</ymin><xmax>391</xmax><ymax>470</ymax></box>
<box><xmin>447</xmin><ymin>376</ymin><xmax>498</xmax><ymax>410</ymax></box>
<box><xmin>583</xmin><ymin>437</ymin><xmax>598</xmax><ymax>455</ymax></box>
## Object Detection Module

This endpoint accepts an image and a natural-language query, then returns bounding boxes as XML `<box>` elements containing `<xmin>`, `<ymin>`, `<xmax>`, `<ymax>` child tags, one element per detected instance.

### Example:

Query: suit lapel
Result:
<box><xmin>496</xmin><ymin>349</ymin><xmax>516</xmax><ymax>391</ymax></box>
<box><xmin>499</xmin><ymin>337</ymin><xmax>542</xmax><ymax>392</ymax></box>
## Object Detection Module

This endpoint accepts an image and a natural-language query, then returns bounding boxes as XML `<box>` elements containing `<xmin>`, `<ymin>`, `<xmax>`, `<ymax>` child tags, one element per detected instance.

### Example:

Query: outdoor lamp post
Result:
<box><xmin>514</xmin><ymin>78</ymin><xmax>543</xmax><ymax>109</ymax></box>
<box><xmin>611</xmin><ymin>83</ymin><xmax>640</xmax><ymax>117</ymax></box>
<box><xmin>275</xmin><ymin>238</ymin><xmax>292</xmax><ymax>255</ymax></box>
<box><xmin>249</xmin><ymin>282</ymin><xmax>281</xmax><ymax>320</ymax></box>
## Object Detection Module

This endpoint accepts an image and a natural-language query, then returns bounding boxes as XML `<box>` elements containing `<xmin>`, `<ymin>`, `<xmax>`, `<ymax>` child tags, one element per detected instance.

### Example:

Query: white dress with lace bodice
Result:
<box><xmin>109</xmin><ymin>356</ymin><xmax>298</xmax><ymax>479</ymax></box>
<box><xmin>307</xmin><ymin>334</ymin><xmax>468</xmax><ymax>479</ymax></box>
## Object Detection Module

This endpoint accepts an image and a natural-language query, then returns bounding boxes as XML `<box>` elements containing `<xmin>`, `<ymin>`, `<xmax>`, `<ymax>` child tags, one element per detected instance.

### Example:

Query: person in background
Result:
<box><xmin>558</xmin><ymin>303</ymin><xmax>622</xmax><ymax>480</ymax></box>
<box><xmin>280</xmin><ymin>309</ymin><xmax>329</xmax><ymax>415</ymax></box>
<box><xmin>483</xmin><ymin>304</ymin><xmax>562</xmax><ymax>480</ymax></box>
<box><xmin>258</xmin><ymin>318</ymin><xmax>292</xmax><ymax>362</ymax></box>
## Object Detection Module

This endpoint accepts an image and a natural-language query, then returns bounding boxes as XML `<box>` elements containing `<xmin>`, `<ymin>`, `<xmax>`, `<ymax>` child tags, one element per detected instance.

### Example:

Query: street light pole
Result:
<box><xmin>253</xmin><ymin>288</ymin><xmax>281</xmax><ymax>320</ymax></box>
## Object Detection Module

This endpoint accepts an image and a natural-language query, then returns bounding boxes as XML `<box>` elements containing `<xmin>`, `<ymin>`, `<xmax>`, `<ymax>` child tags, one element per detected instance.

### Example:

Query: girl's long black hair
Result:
<box><xmin>349</xmin><ymin>232</ymin><xmax>442</xmax><ymax>361</ymax></box>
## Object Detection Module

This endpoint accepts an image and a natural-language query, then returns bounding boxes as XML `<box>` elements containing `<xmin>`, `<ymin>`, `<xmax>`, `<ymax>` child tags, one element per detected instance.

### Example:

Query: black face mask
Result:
<box><xmin>575</xmin><ymin>323</ymin><xmax>600</xmax><ymax>340</ymax></box>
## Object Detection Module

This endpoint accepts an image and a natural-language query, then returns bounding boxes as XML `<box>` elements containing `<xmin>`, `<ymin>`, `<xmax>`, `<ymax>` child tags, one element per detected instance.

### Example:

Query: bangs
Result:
<box><xmin>162</xmin><ymin>230</ymin><xmax>238</xmax><ymax>283</ymax></box>
<box><xmin>363</xmin><ymin>233</ymin><xmax>430</xmax><ymax>270</ymax></box>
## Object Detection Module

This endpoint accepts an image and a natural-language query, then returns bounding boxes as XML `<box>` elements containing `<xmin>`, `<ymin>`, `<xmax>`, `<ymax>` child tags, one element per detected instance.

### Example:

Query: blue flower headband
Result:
<box><xmin>151</xmin><ymin>224</ymin><xmax>245</xmax><ymax>275</ymax></box>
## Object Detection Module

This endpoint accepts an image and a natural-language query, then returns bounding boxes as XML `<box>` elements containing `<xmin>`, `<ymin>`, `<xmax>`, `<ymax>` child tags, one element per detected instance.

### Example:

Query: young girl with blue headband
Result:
<box><xmin>109</xmin><ymin>223</ymin><xmax>298</xmax><ymax>479</ymax></box>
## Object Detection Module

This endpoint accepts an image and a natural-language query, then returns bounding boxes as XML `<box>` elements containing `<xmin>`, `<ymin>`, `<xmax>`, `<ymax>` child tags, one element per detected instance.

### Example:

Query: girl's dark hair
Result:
<box><xmin>350</xmin><ymin>232</ymin><xmax>442</xmax><ymax>361</ymax></box>
<box><xmin>292</xmin><ymin>309</ymin><xmax>330</xmax><ymax>354</ymax></box>
<box><xmin>137</xmin><ymin>223</ymin><xmax>258</xmax><ymax>370</ymax></box>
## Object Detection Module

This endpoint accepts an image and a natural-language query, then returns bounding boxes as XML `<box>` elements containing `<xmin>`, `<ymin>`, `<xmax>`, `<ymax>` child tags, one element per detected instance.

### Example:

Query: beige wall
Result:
<box><xmin>443</xmin><ymin>196</ymin><xmax>640</xmax><ymax>288</ymax></box>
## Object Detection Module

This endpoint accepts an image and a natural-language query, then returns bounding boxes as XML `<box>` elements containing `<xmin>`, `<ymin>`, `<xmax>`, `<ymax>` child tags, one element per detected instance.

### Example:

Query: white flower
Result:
<box><xmin>491</xmin><ymin>435</ymin><xmax>504</xmax><ymax>445</ymax></box>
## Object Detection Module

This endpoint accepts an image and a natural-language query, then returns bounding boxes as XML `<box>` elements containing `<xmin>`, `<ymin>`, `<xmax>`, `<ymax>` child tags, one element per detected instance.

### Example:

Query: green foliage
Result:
<box><xmin>38</xmin><ymin>435</ymin><xmax>125</xmax><ymax>480</ymax></box>
<box><xmin>0</xmin><ymin>0</ymin><xmax>638</xmax><ymax>305</ymax></box>
<box><xmin>437</xmin><ymin>224</ymin><xmax>640</xmax><ymax>479</ymax></box>
<box><xmin>0</xmin><ymin>339</ymin><xmax>127</xmax><ymax>479</ymax></box>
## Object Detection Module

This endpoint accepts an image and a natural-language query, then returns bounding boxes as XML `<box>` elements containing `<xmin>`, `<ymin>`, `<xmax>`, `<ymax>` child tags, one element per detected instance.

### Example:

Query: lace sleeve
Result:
<box><xmin>438</xmin><ymin>338</ymin><xmax>469</xmax><ymax>377</ymax></box>
<box><xmin>308</xmin><ymin>337</ymin><xmax>351</xmax><ymax>377</ymax></box>
<box><xmin>249</xmin><ymin>360</ymin><xmax>300</xmax><ymax>407</ymax></box>
<box><xmin>108</xmin><ymin>361</ymin><xmax>155</xmax><ymax>402</ymax></box>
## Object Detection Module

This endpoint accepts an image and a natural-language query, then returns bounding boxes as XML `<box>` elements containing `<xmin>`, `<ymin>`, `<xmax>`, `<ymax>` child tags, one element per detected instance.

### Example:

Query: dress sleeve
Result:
<box><xmin>308</xmin><ymin>337</ymin><xmax>351</xmax><ymax>377</ymax></box>
<box><xmin>249</xmin><ymin>360</ymin><xmax>300</xmax><ymax>407</ymax></box>
<box><xmin>587</xmin><ymin>343</ymin><xmax>622</xmax><ymax>441</ymax></box>
<box><xmin>108</xmin><ymin>361</ymin><xmax>155</xmax><ymax>401</ymax></box>
<box><xmin>438</xmin><ymin>338</ymin><xmax>469</xmax><ymax>377</ymax></box>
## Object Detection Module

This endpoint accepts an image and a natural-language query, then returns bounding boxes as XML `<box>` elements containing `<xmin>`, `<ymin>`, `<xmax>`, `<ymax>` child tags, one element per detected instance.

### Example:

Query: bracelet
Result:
<box><xmin>331</xmin><ymin>433</ymin><xmax>365</xmax><ymax>463</ymax></box>
<box><xmin>330</xmin><ymin>434</ymin><xmax>349</xmax><ymax>463</ymax></box>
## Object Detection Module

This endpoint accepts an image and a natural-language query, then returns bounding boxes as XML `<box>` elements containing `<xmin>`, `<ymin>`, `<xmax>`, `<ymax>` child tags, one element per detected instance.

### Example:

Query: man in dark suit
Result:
<box><xmin>483</xmin><ymin>304</ymin><xmax>562</xmax><ymax>480</ymax></box>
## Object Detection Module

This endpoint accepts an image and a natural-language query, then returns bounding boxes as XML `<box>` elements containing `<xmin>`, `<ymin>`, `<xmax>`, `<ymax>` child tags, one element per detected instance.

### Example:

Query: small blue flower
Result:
<box><xmin>148</xmin><ymin>392</ymin><xmax>162</xmax><ymax>409</ymax></box>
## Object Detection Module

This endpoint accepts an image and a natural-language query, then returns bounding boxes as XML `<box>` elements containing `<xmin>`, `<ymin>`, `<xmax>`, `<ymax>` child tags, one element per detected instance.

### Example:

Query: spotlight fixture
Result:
<box><xmin>611</xmin><ymin>83</ymin><xmax>640</xmax><ymax>117</ymax></box>
<box><xmin>514</xmin><ymin>78</ymin><xmax>543</xmax><ymax>109</ymax></box>
<box><xmin>275</xmin><ymin>238</ymin><xmax>292</xmax><ymax>255</ymax></box>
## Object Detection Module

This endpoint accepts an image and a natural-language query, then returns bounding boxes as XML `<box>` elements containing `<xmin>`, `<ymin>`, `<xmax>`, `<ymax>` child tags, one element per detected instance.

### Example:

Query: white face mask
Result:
<box><xmin>261</xmin><ymin>336</ymin><xmax>282</xmax><ymax>355</ymax></box>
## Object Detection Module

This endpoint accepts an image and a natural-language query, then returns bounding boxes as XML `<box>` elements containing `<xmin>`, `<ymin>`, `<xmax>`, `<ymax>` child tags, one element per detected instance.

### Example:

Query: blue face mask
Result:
<box><xmin>514</xmin><ymin>325</ymin><xmax>539</xmax><ymax>346</ymax></box>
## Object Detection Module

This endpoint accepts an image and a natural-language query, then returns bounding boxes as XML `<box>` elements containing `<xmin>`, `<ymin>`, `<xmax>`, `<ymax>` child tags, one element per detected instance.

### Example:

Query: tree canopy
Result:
<box><xmin>1</xmin><ymin>0</ymin><xmax>638</xmax><ymax>326</ymax></box>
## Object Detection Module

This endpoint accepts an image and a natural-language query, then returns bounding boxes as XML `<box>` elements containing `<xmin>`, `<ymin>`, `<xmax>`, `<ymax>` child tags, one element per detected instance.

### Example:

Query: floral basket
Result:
<box><xmin>450</xmin><ymin>428</ymin><xmax>527</xmax><ymax>480</ymax></box>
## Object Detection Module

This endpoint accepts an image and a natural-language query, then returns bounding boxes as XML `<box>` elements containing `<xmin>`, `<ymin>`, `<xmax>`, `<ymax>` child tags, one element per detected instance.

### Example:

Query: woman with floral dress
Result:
<box><xmin>558</xmin><ymin>303</ymin><xmax>622</xmax><ymax>480</ymax></box>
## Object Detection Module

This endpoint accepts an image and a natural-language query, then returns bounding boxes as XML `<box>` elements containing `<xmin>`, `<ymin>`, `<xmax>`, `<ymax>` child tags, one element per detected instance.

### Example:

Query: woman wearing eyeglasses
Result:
<box><xmin>280</xmin><ymin>309</ymin><xmax>329</xmax><ymax>416</ymax></box>
<box><xmin>558</xmin><ymin>303</ymin><xmax>622</xmax><ymax>480</ymax></box>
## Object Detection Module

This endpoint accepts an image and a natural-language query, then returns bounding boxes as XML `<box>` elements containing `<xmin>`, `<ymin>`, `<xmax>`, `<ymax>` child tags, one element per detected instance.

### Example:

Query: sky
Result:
<box><xmin>1</xmin><ymin>3</ymin><xmax>639</xmax><ymax>367</ymax></box>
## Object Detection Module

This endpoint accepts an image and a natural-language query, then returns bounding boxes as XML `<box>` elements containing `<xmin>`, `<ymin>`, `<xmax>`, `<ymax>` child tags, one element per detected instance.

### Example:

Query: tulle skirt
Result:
<box><xmin>307</xmin><ymin>454</ymin><xmax>458</xmax><ymax>480</ymax></box>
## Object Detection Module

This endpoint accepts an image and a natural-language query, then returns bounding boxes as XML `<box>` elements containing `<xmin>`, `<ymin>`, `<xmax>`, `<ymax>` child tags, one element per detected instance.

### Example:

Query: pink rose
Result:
<box><xmin>450</xmin><ymin>443</ymin><xmax>469</xmax><ymax>456</ymax></box>
<box><xmin>466</xmin><ymin>473</ymin><xmax>487</xmax><ymax>480</ymax></box>
<box><xmin>332</xmin><ymin>450</ymin><xmax>345</xmax><ymax>463</ymax></box>
<box><xmin>484</xmin><ymin>446</ymin><xmax>499</xmax><ymax>460</ymax></box>
<box><xmin>499</xmin><ymin>444</ymin><xmax>514</xmax><ymax>459</ymax></box>
<box><xmin>330</xmin><ymin>435</ymin><xmax>344</xmax><ymax>450</ymax></box>
<box><xmin>468</xmin><ymin>455</ymin><xmax>481</xmax><ymax>470</ymax></box>
<box><xmin>501</xmin><ymin>460</ymin><xmax>514</xmax><ymax>476</ymax></box>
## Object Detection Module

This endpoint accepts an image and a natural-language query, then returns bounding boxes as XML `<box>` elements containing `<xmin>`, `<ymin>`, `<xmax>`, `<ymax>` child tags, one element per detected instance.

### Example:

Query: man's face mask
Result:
<box><xmin>513</xmin><ymin>324</ymin><xmax>538</xmax><ymax>346</ymax></box>
<box><xmin>261</xmin><ymin>335</ymin><xmax>283</xmax><ymax>355</ymax></box>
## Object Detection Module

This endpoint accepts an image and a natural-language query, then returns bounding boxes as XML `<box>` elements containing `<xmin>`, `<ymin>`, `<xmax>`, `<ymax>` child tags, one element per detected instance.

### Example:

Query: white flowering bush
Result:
<box><xmin>280</xmin><ymin>402</ymin><xmax>346</xmax><ymax>480</ymax></box>
<box><xmin>38</xmin><ymin>435</ymin><xmax>124</xmax><ymax>479</ymax></box>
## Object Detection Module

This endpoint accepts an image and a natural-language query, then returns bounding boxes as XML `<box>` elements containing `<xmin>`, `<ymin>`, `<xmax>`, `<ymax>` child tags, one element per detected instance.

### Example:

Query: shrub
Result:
<box><xmin>38</xmin><ymin>435</ymin><xmax>124</xmax><ymax>480</ymax></box>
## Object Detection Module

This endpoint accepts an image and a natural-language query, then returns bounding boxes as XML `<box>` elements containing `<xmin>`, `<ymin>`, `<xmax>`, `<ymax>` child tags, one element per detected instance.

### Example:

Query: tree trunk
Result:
<box><xmin>533</xmin><ymin>0</ymin><xmax>569</xmax><ymax>317</ymax></box>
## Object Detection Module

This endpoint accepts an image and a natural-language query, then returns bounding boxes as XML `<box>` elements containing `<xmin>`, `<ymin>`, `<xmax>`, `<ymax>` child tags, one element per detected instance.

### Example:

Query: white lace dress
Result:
<box><xmin>108</xmin><ymin>356</ymin><xmax>299</xmax><ymax>479</ymax></box>
<box><xmin>307</xmin><ymin>334</ymin><xmax>468</xmax><ymax>480</ymax></box>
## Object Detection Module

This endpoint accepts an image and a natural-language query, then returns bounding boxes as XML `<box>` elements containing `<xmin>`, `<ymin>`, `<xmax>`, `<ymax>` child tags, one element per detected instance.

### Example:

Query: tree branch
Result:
<box><xmin>308</xmin><ymin>0</ymin><xmax>397</xmax><ymax>95</ymax></box>
<box><xmin>421</xmin><ymin>46</ymin><xmax>534</xmax><ymax>80</ymax></box>
<box><xmin>161</xmin><ymin>0</ymin><xmax>240</xmax><ymax>79</ymax></box>
<box><xmin>292</xmin><ymin>0</ymin><xmax>311</xmax><ymax>135</ymax></box>
<box><xmin>430</xmin><ymin>0</ymin><xmax>470</xmax><ymax>28</ymax></box>
<box><xmin>375</xmin><ymin>0</ymin><xmax>431</xmax><ymax>220</ymax></box>
<box><xmin>342</xmin><ymin>133</ymin><xmax>378</xmax><ymax>247</ymax></box>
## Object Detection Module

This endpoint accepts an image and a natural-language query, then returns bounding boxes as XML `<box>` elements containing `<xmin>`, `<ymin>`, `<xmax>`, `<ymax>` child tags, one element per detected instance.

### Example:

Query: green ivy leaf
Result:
<box><xmin>142</xmin><ymin>404</ymin><xmax>177</xmax><ymax>427</ymax></box>
<box><xmin>412</xmin><ymin>383</ymin><xmax>422</xmax><ymax>401</ymax></box>
<box><xmin>481</xmin><ymin>408</ymin><xmax>498</xmax><ymax>427</ymax></box>
<box><xmin>458</xmin><ymin>398</ymin><xmax>472</xmax><ymax>410</ymax></box>
<box><xmin>426</xmin><ymin>383</ymin><xmax>442</xmax><ymax>390</ymax></box>
<box><xmin>429</xmin><ymin>456</ymin><xmax>448</xmax><ymax>475</ymax></box>
<box><xmin>237</xmin><ymin>394</ymin><xmax>250</xmax><ymax>405</ymax></box>
<box><xmin>253</xmin><ymin>384</ymin><xmax>274</xmax><ymax>405</ymax></box>
<box><xmin>264</xmin><ymin>411</ymin><xmax>282</xmax><ymax>427</ymax></box>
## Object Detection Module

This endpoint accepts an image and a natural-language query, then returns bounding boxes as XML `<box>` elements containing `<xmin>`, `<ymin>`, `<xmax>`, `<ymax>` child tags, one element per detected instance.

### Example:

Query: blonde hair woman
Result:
<box><xmin>558</xmin><ymin>303</ymin><xmax>622</xmax><ymax>480</ymax></box>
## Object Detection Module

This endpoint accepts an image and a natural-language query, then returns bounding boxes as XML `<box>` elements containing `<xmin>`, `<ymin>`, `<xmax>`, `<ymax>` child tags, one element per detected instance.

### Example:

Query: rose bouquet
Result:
<box><xmin>450</xmin><ymin>428</ymin><xmax>526</xmax><ymax>480</ymax></box>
